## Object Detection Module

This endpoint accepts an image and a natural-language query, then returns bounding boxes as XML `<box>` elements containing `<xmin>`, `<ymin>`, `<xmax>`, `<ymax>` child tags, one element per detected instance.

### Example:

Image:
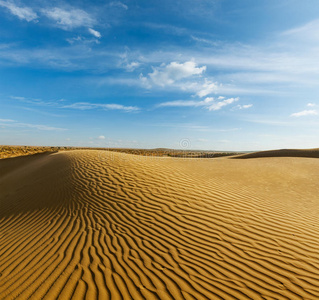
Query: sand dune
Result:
<box><xmin>233</xmin><ymin>148</ymin><xmax>319</xmax><ymax>159</ymax></box>
<box><xmin>1</xmin><ymin>150</ymin><xmax>319</xmax><ymax>299</ymax></box>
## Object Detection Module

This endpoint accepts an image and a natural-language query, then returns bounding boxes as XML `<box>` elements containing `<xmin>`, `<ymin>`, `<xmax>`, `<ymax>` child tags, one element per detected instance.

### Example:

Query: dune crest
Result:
<box><xmin>1</xmin><ymin>150</ymin><xmax>319</xmax><ymax>299</ymax></box>
<box><xmin>233</xmin><ymin>148</ymin><xmax>319</xmax><ymax>159</ymax></box>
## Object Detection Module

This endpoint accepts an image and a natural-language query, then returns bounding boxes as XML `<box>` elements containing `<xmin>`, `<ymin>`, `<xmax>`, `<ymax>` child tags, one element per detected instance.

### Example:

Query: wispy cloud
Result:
<box><xmin>290</xmin><ymin>110</ymin><xmax>318</xmax><ymax>117</ymax></box>
<box><xmin>0</xmin><ymin>118</ymin><xmax>66</xmax><ymax>130</ymax></box>
<box><xmin>41</xmin><ymin>7</ymin><xmax>95</xmax><ymax>30</ymax></box>
<box><xmin>125</xmin><ymin>61</ymin><xmax>140</xmax><ymax>72</ymax></box>
<box><xmin>66</xmin><ymin>35</ymin><xmax>100</xmax><ymax>45</ymax></box>
<box><xmin>11</xmin><ymin>96</ymin><xmax>138</xmax><ymax>113</ymax></box>
<box><xmin>207</xmin><ymin>97</ymin><xmax>239</xmax><ymax>111</ymax></box>
<box><xmin>150</xmin><ymin>122</ymin><xmax>240</xmax><ymax>132</ymax></box>
<box><xmin>191</xmin><ymin>35</ymin><xmax>220</xmax><ymax>46</ymax></box>
<box><xmin>0</xmin><ymin>118</ymin><xmax>15</xmax><ymax>122</ymax></box>
<box><xmin>158</xmin><ymin>96</ymin><xmax>239</xmax><ymax>111</ymax></box>
<box><xmin>118</xmin><ymin>51</ymin><xmax>141</xmax><ymax>72</ymax></box>
<box><xmin>233</xmin><ymin>104</ymin><xmax>253</xmax><ymax>110</ymax></box>
<box><xmin>109</xmin><ymin>1</ymin><xmax>128</xmax><ymax>10</ymax></box>
<box><xmin>0</xmin><ymin>43</ymin><xmax>122</xmax><ymax>70</ymax></box>
<box><xmin>282</xmin><ymin>19</ymin><xmax>319</xmax><ymax>42</ymax></box>
<box><xmin>19</xmin><ymin>106</ymin><xmax>64</xmax><ymax>118</ymax></box>
<box><xmin>11</xmin><ymin>96</ymin><xmax>59</xmax><ymax>107</ymax></box>
<box><xmin>88</xmin><ymin>28</ymin><xmax>101</xmax><ymax>38</ymax></box>
<box><xmin>0</xmin><ymin>0</ymin><xmax>38</xmax><ymax>22</ymax></box>
<box><xmin>196</xmin><ymin>79</ymin><xmax>218</xmax><ymax>97</ymax></box>
<box><xmin>142</xmin><ymin>22</ymin><xmax>187</xmax><ymax>36</ymax></box>
<box><xmin>243</xmin><ymin>118</ymin><xmax>292</xmax><ymax>126</ymax></box>
<box><xmin>63</xmin><ymin>102</ymin><xmax>139</xmax><ymax>112</ymax></box>
<box><xmin>150</xmin><ymin>122</ymin><xmax>239</xmax><ymax>130</ymax></box>
<box><xmin>157</xmin><ymin>100</ymin><xmax>203</xmax><ymax>108</ymax></box>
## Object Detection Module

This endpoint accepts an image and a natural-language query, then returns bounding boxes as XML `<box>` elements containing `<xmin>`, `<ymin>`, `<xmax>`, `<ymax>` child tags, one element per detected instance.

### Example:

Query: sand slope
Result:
<box><xmin>0</xmin><ymin>150</ymin><xmax>319</xmax><ymax>299</ymax></box>
<box><xmin>233</xmin><ymin>148</ymin><xmax>319</xmax><ymax>159</ymax></box>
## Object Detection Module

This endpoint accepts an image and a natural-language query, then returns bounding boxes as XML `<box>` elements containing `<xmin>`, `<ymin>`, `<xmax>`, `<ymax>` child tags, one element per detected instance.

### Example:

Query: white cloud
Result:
<box><xmin>142</xmin><ymin>23</ymin><xmax>187</xmax><ymax>36</ymax></box>
<box><xmin>196</xmin><ymin>79</ymin><xmax>218</xmax><ymax>97</ymax></box>
<box><xmin>66</xmin><ymin>36</ymin><xmax>84</xmax><ymax>44</ymax></box>
<box><xmin>282</xmin><ymin>19</ymin><xmax>319</xmax><ymax>42</ymax></box>
<box><xmin>125</xmin><ymin>61</ymin><xmax>140</xmax><ymax>72</ymax></box>
<box><xmin>307</xmin><ymin>102</ymin><xmax>316</xmax><ymax>107</ymax></box>
<box><xmin>0</xmin><ymin>118</ymin><xmax>15</xmax><ymax>122</ymax></box>
<box><xmin>10</xmin><ymin>95</ymin><xmax>26</xmax><ymax>100</ymax></box>
<box><xmin>63</xmin><ymin>102</ymin><xmax>139</xmax><ymax>112</ymax></box>
<box><xmin>0</xmin><ymin>0</ymin><xmax>38</xmax><ymax>21</ymax></box>
<box><xmin>109</xmin><ymin>1</ymin><xmax>128</xmax><ymax>10</ymax></box>
<box><xmin>11</xmin><ymin>95</ymin><xmax>58</xmax><ymax>106</ymax></box>
<box><xmin>151</xmin><ymin>122</ymin><xmax>240</xmax><ymax>132</ymax></box>
<box><xmin>0</xmin><ymin>118</ymin><xmax>66</xmax><ymax>130</ymax></box>
<box><xmin>88</xmin><ymin>28</ymin><xmax>101</xmax><ymax>38</ymax></box>
<box><xmin>21</xmin><ymin>123</ymin><xmax>66</xmax><ymax>130</ymax></box>
<box><xmin>118</xmin><ymin>51</ymin><xmax>141</xmax><ymax>71</ymax></box>
<box><xmin>158</xmin><ymin>100</ymin><xmax>202</xmax><ymax>108</ymax></box>
<box><xmin>208</xmin><ymin>97</ymin><xmax>239</xmax><ymax>111</ymax></box>
<box><xmin>158</xmin><ymin>97</ymin><xmax>238</xmax><ymax>111</ymax></box>
<box><xmin>98</xmin><ymin>135</ymin><xmax>105</xmax><ymax>140</ymax></box>
<box><xmin>11</xmin><ymin>96</ymin><xmax>139</xmax><ymax>113</ymax></box>
<box><xmin>234</xmin><ymin>104</ymin><xmax>253</xmax><ymax>110</ymax></box>
<box><xmin>291</xmin><ymin>110</ymin><xmax>318</xmax><ymax>117</ymax></box>
<box><xmin>42</xmin><ymin>7</ymin><xmax>94</xmax><ymax>30</ymax></box>
<box><xmin>66</xmin><ymin>35</ymin><xmax>100</xmax><ymax>45</ymax></box>
<box><xmin>191</xmin><ymin>35</ymin><xmax>220</xmax><ymax>46</ymax></box>
<box><xmin>143</xmin><ymin>61</ymin><xmax>206</xmax><ymax>87</ymax></box>
<box><xmin>138</xmin><ymin>61</ymin><xmax>222</xmax><ymax>98</ymax></box>
<box><xmin>139</xmin><ymin>73</ymin><xmax>152</xmax><ymax>89</ymax></box>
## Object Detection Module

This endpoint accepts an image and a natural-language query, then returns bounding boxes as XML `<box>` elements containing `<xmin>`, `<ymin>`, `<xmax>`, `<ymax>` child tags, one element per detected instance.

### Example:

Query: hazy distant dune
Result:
<box><xmin>0</xmin><ymin>150</ymin><xmax>318</xmax><ymax>299</ymax></box>
<box><xmin>232</xmin><ymin>148</ymin><xmax>319</xmax><ymax>159</ymax></box>
<box><xmin>0</xmin><ymin>145</ymin><xmax>242</xmax><ymax>160</ymax></box>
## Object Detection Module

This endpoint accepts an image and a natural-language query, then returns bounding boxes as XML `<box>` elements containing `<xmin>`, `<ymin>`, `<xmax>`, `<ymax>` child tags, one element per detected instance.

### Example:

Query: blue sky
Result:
<box><xmin>1</xmin><ymin>0</ymin><xmax>319</xmax><ymax>150</ymax></box>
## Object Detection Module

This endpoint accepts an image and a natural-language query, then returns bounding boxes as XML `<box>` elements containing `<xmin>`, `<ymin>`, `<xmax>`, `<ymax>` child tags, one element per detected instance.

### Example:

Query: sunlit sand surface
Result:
<box><xmin>1</xmin><ymin>150</ymin><xmax>319</xmax><ymax>299</ymax></box>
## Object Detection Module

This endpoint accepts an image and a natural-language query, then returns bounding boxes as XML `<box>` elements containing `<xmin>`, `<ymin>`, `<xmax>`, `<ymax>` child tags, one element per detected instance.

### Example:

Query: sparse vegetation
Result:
<box><xmin>0</xmin><ymin>145</ymin><xmax>68</xmax><ymax>159</ymax></box>
<box><xmin>0</xmin><ymin>145</ymin><xmax>243</xmax><ymax>159</ymax></box>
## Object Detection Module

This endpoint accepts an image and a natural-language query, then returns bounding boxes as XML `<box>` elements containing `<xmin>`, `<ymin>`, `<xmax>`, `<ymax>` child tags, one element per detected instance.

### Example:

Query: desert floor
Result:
<box><xmin>0</xmin><ymin>150</ymin><xmax>318</xmax><ymax>299</ymax></box>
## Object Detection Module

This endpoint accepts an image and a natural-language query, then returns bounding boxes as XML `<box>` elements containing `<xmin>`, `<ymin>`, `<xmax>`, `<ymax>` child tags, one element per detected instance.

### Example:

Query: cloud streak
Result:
<box><xmin>0</xmin><ymin>0</ymin><xmax>38</xmax><ymax>21</ymax></box>
<box><xmin>158</xmin><ymin>97</ymin><xmax>239</xmax><ymax>111</ymax></box>
<box><xmin>63</xmin><ymin>102</ymin><xmax>139</xmax><ymax>112</ymax></box>
<box><xmin>88</xmin><ymin>28</ymin><xmax>101</xmax><ymax>38</ymax></box>
<box><xmin>233</xmin><ymin>104</ymin><xmax>253</xmax><ymax>110</ymax></box>
<box><xmin>0</xmin><ymin>118</ymin><xmax>66</xmax><ymax>130</ymax></box>
<box><xmin>41</xmin><ymin>7</ymin><xmax>95</xmax><ymax>30</ymax></box>
<box><xmin>109</xmin><ymin>1</ymin><xmax>128</xmax><ymax>10</ymax></box>
<box><xmin>11</xmin><ymin>96</ymin><xmax>139</xmax><ymax>113</ymax></box>
<box><xmin>291</xmin><ymin>110</ymin><xmax>318</xmax><ymax>117</ymax></box>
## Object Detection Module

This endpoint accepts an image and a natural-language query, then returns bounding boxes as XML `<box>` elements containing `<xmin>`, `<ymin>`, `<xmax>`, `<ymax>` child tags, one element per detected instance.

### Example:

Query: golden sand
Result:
<box><xmin>0</xmin><ymin>150</ymin><xmax>318</xmax><ymax>299</ymax></box>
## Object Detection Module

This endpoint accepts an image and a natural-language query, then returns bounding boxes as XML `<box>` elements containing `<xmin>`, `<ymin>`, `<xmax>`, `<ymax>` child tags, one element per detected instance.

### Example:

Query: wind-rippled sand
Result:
<box><xmin>0</xmin><ymin>150</ymin><xmax>319</xmax><ymax>299</ymax></box>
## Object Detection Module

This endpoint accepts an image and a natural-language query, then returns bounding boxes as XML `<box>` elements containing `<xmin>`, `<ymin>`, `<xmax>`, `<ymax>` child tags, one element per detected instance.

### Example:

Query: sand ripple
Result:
<box><xmin>1</xmin><ymin>150</ymin><xmax>319</xmax><ymax>299</ymax></box>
